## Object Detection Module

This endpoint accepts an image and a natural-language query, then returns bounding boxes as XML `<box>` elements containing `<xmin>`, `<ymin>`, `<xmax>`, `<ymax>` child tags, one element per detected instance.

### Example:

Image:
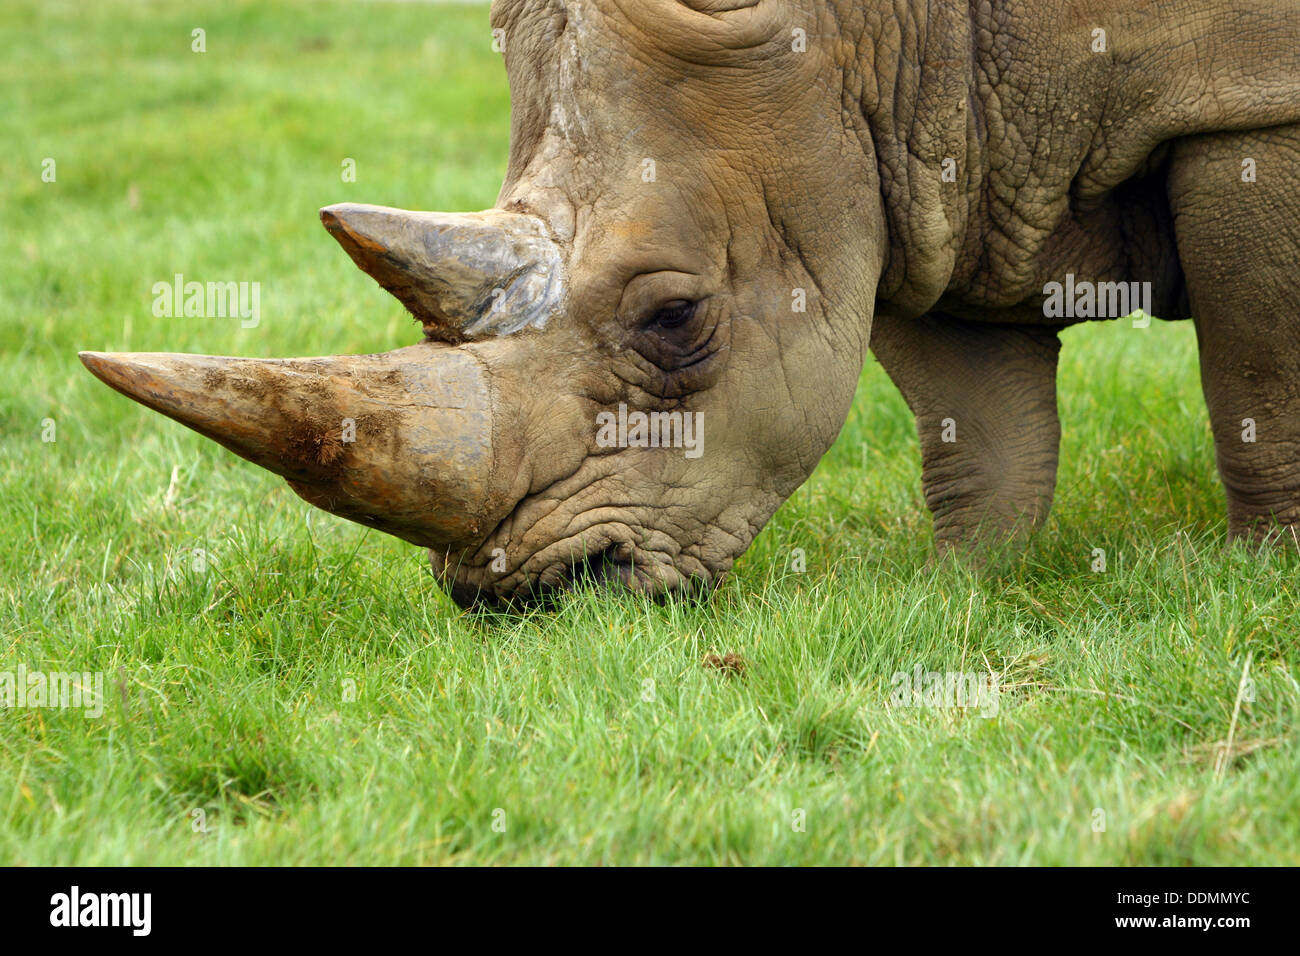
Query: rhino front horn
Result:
<box><xmin>319</xmin><ymin>202</ymin><xmax>565</xmax><ymax>341</ymax></box>
<box><xmin>78</xmin><ymin>346</ymin><xmax>514</xmax><ymax>550</ymax></box>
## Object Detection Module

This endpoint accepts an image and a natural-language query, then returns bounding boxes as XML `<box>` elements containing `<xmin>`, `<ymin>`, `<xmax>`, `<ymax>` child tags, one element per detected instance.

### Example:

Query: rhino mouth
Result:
<box><xmin>432</xmin><ymin>520</ymin><xmax>712</xmax><ymax>609</ymax></box>
<box><xmin>440</xmin><ymin>545</ymin><xmax>635</xmax><ymax>610</ymax></box>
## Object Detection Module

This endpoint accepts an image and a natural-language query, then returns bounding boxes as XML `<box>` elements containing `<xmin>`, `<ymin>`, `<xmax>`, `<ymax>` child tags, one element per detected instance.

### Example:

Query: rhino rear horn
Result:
<box><xmin>319</xmin><ymin>203</ymin><xmax>565</xmax><ymax>341</ymax></box>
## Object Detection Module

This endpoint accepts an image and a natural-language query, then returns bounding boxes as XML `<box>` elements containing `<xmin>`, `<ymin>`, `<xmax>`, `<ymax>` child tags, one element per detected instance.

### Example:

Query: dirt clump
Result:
<box><xmin>702</xmin><ymin>652</ymin><xmax>745</xmax><ymax>675</ymax></box>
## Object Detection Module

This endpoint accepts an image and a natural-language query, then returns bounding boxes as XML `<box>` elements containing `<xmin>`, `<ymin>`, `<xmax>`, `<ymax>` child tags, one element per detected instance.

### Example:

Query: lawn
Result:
<box><xmin>1</xmin><ymin>0</ymin><xmax>1296</xmax><ymax>865</ymax></box>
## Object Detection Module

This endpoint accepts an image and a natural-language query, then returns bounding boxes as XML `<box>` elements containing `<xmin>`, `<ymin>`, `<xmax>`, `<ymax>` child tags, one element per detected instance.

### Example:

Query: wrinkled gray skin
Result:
<box><xmin>83</xmin><ymin>1</ymin><xmax>1300</xmax><ymax>607</ymax></box>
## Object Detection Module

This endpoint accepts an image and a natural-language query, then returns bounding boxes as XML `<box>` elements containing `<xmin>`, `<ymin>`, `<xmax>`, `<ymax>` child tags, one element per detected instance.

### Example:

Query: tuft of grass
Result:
<box><xmin>1</xmin><ymin>0</ymin><xmax>1296</xmax><ymax>865</ymax></box>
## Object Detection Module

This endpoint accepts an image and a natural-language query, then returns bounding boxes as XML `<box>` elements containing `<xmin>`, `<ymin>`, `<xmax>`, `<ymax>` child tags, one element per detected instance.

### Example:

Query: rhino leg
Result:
<box><xmin>870</xmin><ymin>310</ymin><xmax>1062</xmax><ymax>550</ymax></box>
<box><xmin>1169</xmin><ymin>124</ymin><xmax>1300</xmax><ymax>544</ymax></box>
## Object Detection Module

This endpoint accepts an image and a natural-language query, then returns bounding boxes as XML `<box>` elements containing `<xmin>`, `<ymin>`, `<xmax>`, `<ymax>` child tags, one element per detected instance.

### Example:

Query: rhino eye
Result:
<box><xmin>648</xmin><ymin>299</ymin><xmax>697</xmax><ymax>330</ymax></box>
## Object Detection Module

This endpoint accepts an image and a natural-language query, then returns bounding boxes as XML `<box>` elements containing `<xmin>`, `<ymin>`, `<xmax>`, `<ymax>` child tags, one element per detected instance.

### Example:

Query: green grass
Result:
<box><xmin>2</xmin><ymin>0</ymin><xmax>1297</xmax><ymax>865</ymax></box>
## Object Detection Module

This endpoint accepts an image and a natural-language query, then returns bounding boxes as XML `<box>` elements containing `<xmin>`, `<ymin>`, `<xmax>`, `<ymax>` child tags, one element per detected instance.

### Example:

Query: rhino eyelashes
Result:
<box><xmin>647</xmin><ymin>299</ymin><xmax>699</xmax><ymax>330</ymax></box>
<box><xmin>677</xmin><ymin>0</ymin><xmax>764</xmax><ymax>20</ymax></box>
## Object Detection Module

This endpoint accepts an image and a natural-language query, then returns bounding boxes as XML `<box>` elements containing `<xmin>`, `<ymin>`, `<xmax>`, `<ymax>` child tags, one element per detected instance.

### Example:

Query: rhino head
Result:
<box><xmin>81</xmin><ymin>0</ymin><xmax>887</xmax><ymax>607</ymax></box>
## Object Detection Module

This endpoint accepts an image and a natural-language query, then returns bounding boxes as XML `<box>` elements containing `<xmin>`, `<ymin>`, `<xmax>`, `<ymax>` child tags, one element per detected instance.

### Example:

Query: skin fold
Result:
<box><xmin>82</xmin><ymin>1</ymin><xmax>1300</xmax><ymax>606</ymax></box>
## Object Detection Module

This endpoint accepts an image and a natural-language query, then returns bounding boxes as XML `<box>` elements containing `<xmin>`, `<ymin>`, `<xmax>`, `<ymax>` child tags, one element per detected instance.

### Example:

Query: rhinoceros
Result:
<box><xmin>81</xmin><ymin>0</ymin><xmax>1300</xmax><ymax>606</ymax></box>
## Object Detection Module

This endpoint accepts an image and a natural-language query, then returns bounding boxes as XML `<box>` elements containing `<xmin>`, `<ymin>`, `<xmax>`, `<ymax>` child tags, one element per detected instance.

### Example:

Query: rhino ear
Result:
<box><xmin>320</xmin><ymin>203</ymin><xmax>565</xmax><ymax>341</ymax></box>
